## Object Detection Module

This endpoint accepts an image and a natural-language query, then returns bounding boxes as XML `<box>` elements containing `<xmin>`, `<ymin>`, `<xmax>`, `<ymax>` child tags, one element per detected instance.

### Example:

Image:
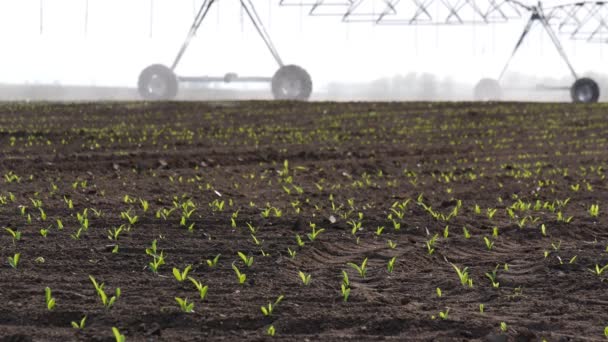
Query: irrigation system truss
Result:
<box><xmin>22</xmin><ymin>1</ymin><xmax>608</xmax><ymax>102</ymax></box>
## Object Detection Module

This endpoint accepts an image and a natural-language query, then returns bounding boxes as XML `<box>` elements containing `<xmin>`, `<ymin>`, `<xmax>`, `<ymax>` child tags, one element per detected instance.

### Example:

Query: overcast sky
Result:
<box><xmin>0</xmin><ymin>0</ymin><xmax>605</xmax><ymax>87</ymax></box>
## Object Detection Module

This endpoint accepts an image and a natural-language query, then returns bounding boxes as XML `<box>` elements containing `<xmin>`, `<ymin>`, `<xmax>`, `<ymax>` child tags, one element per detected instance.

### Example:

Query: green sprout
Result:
<box><xmin>436</xmin><ymin>287</ymin><xmax>442</xmax><ymax>297</ymax></box>
<box><xmin>451</xmin><ymin>263</ymin><xmax>473</xmax><ymax>288</ymax></box>
<box><xmin>4</xmin><ymin>228</ymin><xmax>21</xmax><ymax>245</ymax></box>
<box><xmin>89</xmin><ymin>275</ymin><xmax>120</xmax><ymax>309</ymax></box>
<box><xmin>172</xmin><ymin>265</ymin><xmax>192</xmax><ymax>282</ymax></box>
<box><xmin>590</xmin><ymin>204</ymin><xmax>600</xmax><ymax>218</ymax></box>
<box><xmin>45</xmin><ymin>287</ymin><xmax>56</xmax><ymax>311</ymax></box>
<box><xmin>387</xmin><ymin>240</ymin><xmax>397</xmax><ymax>249</ymax></box>
<box><xmin>588</xmin><ymin>264</ymin><xmax>608</xmax><ymax>276</ymax></box>
<box><xmin>112</xmin><ymin>327</ymin><xmax>126</xmax><ymax>342</ymax></box>
<box><xmin>266</xmin><ymin>325</ymin><xmax>276</xmax><ymax>337</ymax></box>
<box><xmin>261</xmin><ymin>295</ymin><xmax>284</xmax><ymax>316</ymax></box>
<box><xmin>71</xmin><ymin>316</ymin><xmax>87</xmax><ymax>329</ymax></box>
<box><xmin>287</xmin><ymin>247</ymin><xmax>297</xmax><ymax>259</ymax></box>
<box><xmin>187</xmin><ymin>277</ymin><xmax>208</xmax><ymax>300</ymax></box>
<box><xmin>8</xmin><ymin>253</ymin><xmax>20</xmax><ymax>269</ymax></box>
<box><xmin>175</xmin><ymin>297</ymin><xmax>194</xmax><ymax>313</ymax></box>
<box><xmin>485</xmin><ymin>265</ymin><xmax>500</xmax><ymax>288</ymax></box>
<box><xmin>500</xmin><ymin>322</ymin><xmax>508</xmax><ymax>333</ymax></box>
<box><xmin>238</xmin><ymin>251</ymin><xmax>254</xmax><ymax>267</ymax></box>
<box><xmin>206</xmin><ymin>254</ymin><xmax>220</xmax><ymax>268</ymax></box>
<box><xmin>348</xmin><ymin>257</ymin><xmax>368</xmax><ymax>278</ymax></box>
<box><xmin>387</xmin><ymin>256</ymin><xmax>397</xmax><ymax>273</ymax></box>
<box><xmin>298</xmin><ymin>271</ymin><xmax>311</xmax><ymax>286</ymax></box>
<box><xmin>426</xmin><ymin>233</ymin><xmax>439</xmax><ymax>255</ymax></box>
<box><xmin>438</xmin><ymin>308</ymin><xmax>450</xmax><ymax>320</ymax></box>
<box><xmin>232</xmin><ymin>264</ymin><xmax>247</xmax><ymax>285</ymax></box>
<box><xmin>462</xmin><ymin>226</ymin><xmax>471</xmax><ymax>239</ymax></box>
<box><xmin>484</xmin><ymin>236</ymin><xmax>494</xmax><ymax>250</ymax></box>
<box><xmin>307</xmin><ymin>225</ymin><xmax>325</xmax><ymax>242</ymax></box>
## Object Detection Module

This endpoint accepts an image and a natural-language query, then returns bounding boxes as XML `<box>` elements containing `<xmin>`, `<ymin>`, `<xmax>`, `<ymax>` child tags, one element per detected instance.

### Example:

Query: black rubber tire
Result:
<box><xmin>271</xmin><ymin>65</ymin><xmax>313</xmax><ymax>101</ymax></box>
<box><xmin>474</xmin><ymin>78</ymin><xmax>502</xmax><ymax>101</ymax></box>
<box><xmin>571</xmin><ymin>78</ymin><xmax>599</xmax><ymax>103</ymax></box>
<box><xmin>138</xmin><ymin>64</ymin><xmax>178</xmax><ymax>101</ymax></box>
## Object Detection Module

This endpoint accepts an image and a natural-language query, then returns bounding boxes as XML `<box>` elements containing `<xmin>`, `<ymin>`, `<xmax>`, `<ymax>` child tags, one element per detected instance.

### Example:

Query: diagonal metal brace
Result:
<box><xmin>171</xmin><ymin>0</ymin><xmax>284</xmax><ymax>71</ymax></box>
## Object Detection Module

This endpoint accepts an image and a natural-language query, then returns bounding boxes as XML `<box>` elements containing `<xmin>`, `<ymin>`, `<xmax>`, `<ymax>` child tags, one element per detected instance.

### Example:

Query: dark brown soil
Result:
<box><xmin>0</xmin><ymin>101</ymin><xmax>607</xmax><ymax>342</ymax></box>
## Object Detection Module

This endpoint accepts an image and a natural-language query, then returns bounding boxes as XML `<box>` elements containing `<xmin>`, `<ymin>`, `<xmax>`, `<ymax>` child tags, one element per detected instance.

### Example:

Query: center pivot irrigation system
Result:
<box><xmin>138</xmin><ymin>0</ymin><xmax>608</xmax><ymax>102</ymax></box>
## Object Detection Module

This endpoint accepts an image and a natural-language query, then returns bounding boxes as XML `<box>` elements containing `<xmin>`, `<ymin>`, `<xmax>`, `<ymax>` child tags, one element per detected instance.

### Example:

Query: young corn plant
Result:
<box><xmin>187</xmin><ymin>277</ymin><xmax>208</xmax><ymax>300</ymax></box>
<box><xmin>112</xmin><ymin>327</ymin><xmax>126</xmax><ymax>342</ymax></box>
<box><xmin>340</xmin><ymin>270</ymin><xmax>351</xmax><ymax>302</ymax></box>
<box><xmin>426</xmin><ymin>234</ymin><xmax>439</xmax><ymax>255</ymax></box>
<box><xmin>237</xmin><ymin>251</ymin><xmax>254</xmax><ymax>267</ymax></box>
<box><xmin>298</xmin><ymin>271</ymin><xmax>311</xmax><ymax>286</ymax></box>
<box><xmin>206</xmin><ymin>254</ymin><xmax>220</xmax><ymax>268</ymax></box>
<box><xmin>148</xmin><ymin>251</ymin><xmax>166</xmax><ymax>274</ymax></box>
<box><xmin>387</xmin><ymin>256</ymin><xmax>397</xmax><ymax>273</ymax></box>
<box><xmin>287</xmin><ymin>247</ymin><xmax>297</xmax><ymax>259</ymax></box>
<box><xmin>45</xmin><ymin>287</ymin><xmax>56</xmax><ymax>311</ymax></box>
<box><xmin>484</xmin><ymin>236</ymin><xmax>495</xmax><ymax>251</ymax></box>
<box><xmin>89</xmin><ymin>275</ymin><xmax>120</xmax><ymax>309</ymax></box>
<box><xmin>387</xmin><ymin>240</ymin><xmax>397</xmax><ymax>249</ymax></box>
<box><xmin>232</xmin><ymin>264</ymin><xmax>247</xmax><ymax>285</ymax></box>
<box><xmin>485</xmin><ymin>265</ymin><xmax>500</xmax><ymax>288</ymax></box>
<box><xmin>347</xmin><ymin>257</ymin><xmax>368</xmax><ymax>278</ymax></box>
<box><xmin>175</xmin><ymin>297</ymin><xmax>194</xmax><ymax>313</ymax></box>
<box><xmin>261</xmin><ymin>295</ymin><xmax>284</xmax><ymax>316</ymax></box>
<box><xmin>4</xmin><ymin>228</ymin><xmax>21</xmax><ymax>245</ymax></box>
<box><xmin>588</xmin><ymin>264</ymin><xmax>608</xmax><ymax>276</ymax></box>
<box><xmin>71</xmin><ymin>316</ymin><xmax>87</xmax><ymax>329</ymax></box>
<box><xmin>451</xmin><ymin>263</ymin><xmax>473</xmax><ymax>288</ymax></box>
<box><xmin>307</xmin><ymin>224</ymin><xmax>325</xmax><ymax>242</ymax></box>
<box><xmin>172</xmin><ymin>265</ymin><xmax>192</xmax><ymax>282</ymax></box>
<box><xmin>589</xmin><ymin>204</ymin><xmax>600</xmax><ymax>218</ymax></box>
<box><xmin>8</xmin><ymin>253</ymin><xmax>20</xmax><ymax>269</ymax></box>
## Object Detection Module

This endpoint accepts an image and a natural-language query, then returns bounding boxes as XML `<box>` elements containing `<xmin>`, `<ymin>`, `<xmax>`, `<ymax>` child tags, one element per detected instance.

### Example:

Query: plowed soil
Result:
<box><xmin>0</xmin><ymin>101</ymin><xmax>607</xmax><ymax>342</ymax></box>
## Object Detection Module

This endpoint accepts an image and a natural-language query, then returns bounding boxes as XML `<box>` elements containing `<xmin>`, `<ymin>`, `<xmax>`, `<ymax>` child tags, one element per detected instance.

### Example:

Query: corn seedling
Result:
<box><xmin>348</xmin><ymin>219</ymin><xmax>362</xmax><ymax>235</ymax></box>
<box><xmin>148</xmin><ymin>251</ymin><xmax>165</xmax><ymax>274</ymax></box>
<box><xmin>500</xmin><ymin>322</ymin><xmax>508</xmax><ymax>333</ymax></box>
<box><xmin>139</xmin><ymin>198</ymin><xmax>149</xmax><ymax>212</ymax></box>
<box><xmin>485</xmin><ymin>265</ymin><xmax>500</xmax><ymax>288</ymax></box>
<box><xmin>451</xmin><ymin>263</ymin><xmax>472</xmax><ymax>288</ymax></box>
<box><xmin>238</xmin><ymin>252</ymin><xmax>254</xmax><ymax>267</ymax></box>
<box><xmin>438</xmin><ymin>308</ymin><xmax>450</xmax><ymax>320</ymax></box>
<box><xmin>4</xmin><ymin>228</ymin><xmax>21</xmax><ymax>245</ymax></box>
<box><xmin>8</xmin><ymin>253</ymin><xmax>20</xmax><ymax>269</ymax></box>
<box><xmin>387</xmin><ymin>256</ymin><xmax>397</xmax><ymax>273</ymax></box>
<box><xmin>484</xmin><ymin>237</ymin><xmax>494</xmax><ymax>250</ymax></box>
<box><xmin>107</xmin><ymin>225</ymin><xmax>125</xmax><ymax>241</ymax></box>
<box><xmin>307</xmin><ymin>225</ymin><xmax>325</xmax><ymax>242</ymax></box>
<box><xmin>112</xmin><ymin>327</ymin><xmax>126</xmax><ymax>342</ymax></box>
<box><xmin>347</xmin><ymin>257</ymin><xmax>368</xmax><ymax>278</ymax></box>
<box><xmin>463</xmin><ymin>226</ymin><xmax>471</xmax><ymax>239</ymax></box>
<box><xmin>261</xmin><ymin>295</ymin><xmax>284</xmax><ymax>316</ymax></box>
<box><xmin>341</xmin><ymin>283</ymin><xmax>350</xmax><ymax>302</ymax></box>
<box><xmin>56</xmin><ymin>219</ymin><xmax>63</xmax><ymax>230</ymax></box>
<box><xmin>604</xmin><ymin>326</ymin><xmax>608</xmax><ymax>338</ymax></box>
<box><xmin>232</xmin><ymin>264</ymin><xmax>247</xmax><ymax>284</ymax></box>
<box><xmin>295</xmin><ymin>234</ymin><xmax>305</xmax><ymax>247</ymax></box>
<box><xmin>588</xmin><ymin>264</ymin><xmax>608</xmax><ymax>276</ymax></box>
<box><xmin>267</xmin><ymin>325</ymin><xmax>276</xmax><ymax>337</ymax></box>
<box><xmin>71</xmin><ymin>228</ymin><xmax>83</xmax><ymax>240</ymax></box>
<box><xmin>590</xmin><ymin>204</ymin><xmax>600</xmax><ymax>218</ymax></box>
<box><xmin>71</xmin><ymin>316</ymin><xmax>86</xmax><ymax>329</ymax></box>
<box><xmin>479</xmin><ymin>304</ymin><xmax>485</xmax><ymax>313</ymax></box>
<box><xmin>375</xmin><ymin>226</ymin><xmax>385</xmax><ymax>236</ymax></box>
<box><xmin>287</xmin><ymin>247</ymin><xmax>297</xmax><ymax>259</ymax></box>
<box><xmin>207</xmin><ymin>254</ymin><xmax>220</xmax><ymax>267</ymax></box>
<box><xmin>387</xmin><ymin>240</ymin><xmax>397</xmax><ymax>249</ymax></box>
<box><xmin>175</xmin><ymin>297</ymin><xmax>194</xmax><ymax>313</ymax></box>
<box><xmin>298</xmin><ymin>271</ymin><xmax>311</xmax><ymax>285</ymax></box>
<box><xmin>89</xmin><ymin>275</ymin><xmax>120</xmax><ymax>309</ymax></box>
<box><xmin>45</xmin><ymin>287</ymin><xmax>56</xmax><ymax>310</ymax></box>
<box><xmin>426</xmin><ymin>233</ymin><xmax>439</xmax><ymax>255</ymax></box>
<box><xmin>172</xmin><ymin>265</ymin><xmax>192</xmax><ymax>282</ymax></box>
<box><xmin>541</xmin><ymin>224</ymin><xmax>547</xmax><ymax>237</ymax></box>
<box><xmin>39</xmin><ymin>228</ymin><xmax>49</xmax><ymax>238</ymax></box>
<box><xmin>487</xmin><ymin>208</ymin><xmax>497</xmax><ymax>220</ymax></box>
<box><xmin>436</xmin><ymin>287</ymin><xmax>442</xmax><ymax>297</ymax></box>
<box><xmin>187</xmin><ymin>277</ymin><xmax>208</xmax><ymax>300</ymax></box>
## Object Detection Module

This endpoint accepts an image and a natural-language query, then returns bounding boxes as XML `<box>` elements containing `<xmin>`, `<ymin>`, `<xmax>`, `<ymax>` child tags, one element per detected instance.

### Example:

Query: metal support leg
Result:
<box><xmin>499</xmin><ymin>5</ymin><xmax>578</xmax><ymax>81</ymax></box>
<box><xmin>499</xmin><ymin>13</ymin><xmax>536</xmax><ymax>80</ymax></box>
<box><xmin>239</xmin><ymin>0</ymin><xmax>285</xmax><ymax>67</ymax></box>
<box><xmin>171</xmin><ymin>0</ymin><xmax>216</xmax><ymax>70</ymax></box>
<box><xmin>537</xmin><ymin>7</ymin><xmax>578</xmax><ymax>80</ymax></box>
<box><xmin>171</xmin><ymin>0</ymin><xmax>284</xmax><ymax>71</ymax></box>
